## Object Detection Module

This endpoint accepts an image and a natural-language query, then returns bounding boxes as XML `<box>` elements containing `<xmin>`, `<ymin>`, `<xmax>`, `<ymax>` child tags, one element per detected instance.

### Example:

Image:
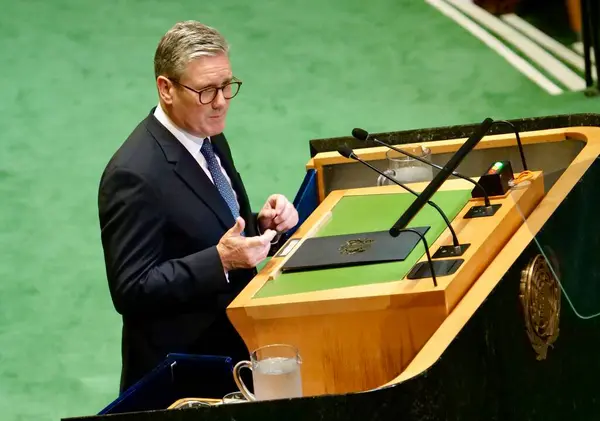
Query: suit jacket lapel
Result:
<box><xmin>174</xmin><ymin>151</ymin><xmax>235</xmax><ymax>229</ymax></box>
<box><xmin>145</xmin><ymin>113</ymin><xmax>235</xmax><ymax>230</ymax></box>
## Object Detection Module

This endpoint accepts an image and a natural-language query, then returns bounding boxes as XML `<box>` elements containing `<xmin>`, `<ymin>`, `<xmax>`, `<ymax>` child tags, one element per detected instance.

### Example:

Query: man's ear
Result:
<box><xmin>156</xmin><ymin>76</ymin><xmax>174</xmax><ymax>105</ymax></box>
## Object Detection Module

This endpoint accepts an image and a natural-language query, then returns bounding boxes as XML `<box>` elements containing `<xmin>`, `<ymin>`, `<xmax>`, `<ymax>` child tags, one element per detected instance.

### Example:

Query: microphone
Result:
<box><xmin>337</xmin><ymin>146</ymin><xmax>470</xmax><ymax>258</ymax></box>
<box><xmin>351</xmin><ymin>128</ymin><xmax>493</xmax><ymax>208</ymax></box>
<box><xmin>389</xmin><ymin>117</ymin><xmax>495</xmax><ymax>237</ymax></box>
<box><xmin>489</xmin><ymin>120</ymin><xmax>528</xmax><ymax>171</ymax></box>
<box><xmin>393</xmin><ymin>228</ymin><xmax>437</xmax><ymax>287</ymax></box>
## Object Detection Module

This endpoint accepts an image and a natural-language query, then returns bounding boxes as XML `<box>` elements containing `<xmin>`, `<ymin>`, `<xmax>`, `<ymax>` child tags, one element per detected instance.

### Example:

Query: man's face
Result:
<box><xmin>162</xmin><ymin>53</ymin><xmax>233</xmax><ymax>138</ymax></box>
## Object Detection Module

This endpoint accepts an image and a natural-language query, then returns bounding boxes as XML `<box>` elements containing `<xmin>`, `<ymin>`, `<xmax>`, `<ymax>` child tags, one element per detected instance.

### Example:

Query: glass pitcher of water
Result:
<box><xmin>233</xmin><ymin>344</ymin><xmax>302</xmax><ymax>401</ymax></box>
<box><xmin>376</xmin><ymin>145</ymin><xmax>434</xmax><ymax>186</ymax></box>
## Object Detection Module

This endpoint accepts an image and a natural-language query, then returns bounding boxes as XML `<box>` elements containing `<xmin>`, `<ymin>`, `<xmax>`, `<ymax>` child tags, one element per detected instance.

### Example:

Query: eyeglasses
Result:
<box><xmin>170</xmin><ymin>77</ymin><xmax>242</xmax><ymax>104</ymax></box>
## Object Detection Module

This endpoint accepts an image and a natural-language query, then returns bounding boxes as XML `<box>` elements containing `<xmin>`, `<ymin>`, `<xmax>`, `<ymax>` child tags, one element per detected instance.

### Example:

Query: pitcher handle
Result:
<box><xmin>233</xmin><ymin>360</ymin><xmax>255</xmax><ymax>401</ymax></box>
<box><xmin>376</xmin><ymin>169</ymin><xmax>397</xmax><ymax>186</ymax></box>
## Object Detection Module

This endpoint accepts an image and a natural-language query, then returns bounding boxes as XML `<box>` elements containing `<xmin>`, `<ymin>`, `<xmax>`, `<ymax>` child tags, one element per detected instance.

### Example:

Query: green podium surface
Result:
<box><xmin>255</xmin><ymin>189</ymin><xmax>472</xmax><ymax>298</ymax></box>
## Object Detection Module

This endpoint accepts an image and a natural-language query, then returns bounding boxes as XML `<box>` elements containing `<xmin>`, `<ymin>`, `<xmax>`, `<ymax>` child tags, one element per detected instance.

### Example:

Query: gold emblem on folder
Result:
<box><xmin>519</xmin><ymin>254</ymin><xmax>561</xmax><ymax>360</ymax></box>
<box><xmin>339</xmin><ymin>238</ymin><xmax>374</xmax><ymax>255</ymax></box>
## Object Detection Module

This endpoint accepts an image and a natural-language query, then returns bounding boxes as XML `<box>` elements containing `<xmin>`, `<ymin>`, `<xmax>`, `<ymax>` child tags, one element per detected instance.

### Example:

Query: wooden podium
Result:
<box><xmin>65</xmin><ymin>118</ymin><xmax>600</xmax><ymax>421</ymax></box>
<box><xmin>227</xmin><ymin>125</ymin><xmax>599</xmax><ymax>396</ymax></box>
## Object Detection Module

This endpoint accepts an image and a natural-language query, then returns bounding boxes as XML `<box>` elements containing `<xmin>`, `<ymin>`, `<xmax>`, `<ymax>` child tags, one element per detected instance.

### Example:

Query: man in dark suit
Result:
<box><xmin>98</xmin><ymin>20</ymin><xmax>299</xmax><ymax>392</ymax></box>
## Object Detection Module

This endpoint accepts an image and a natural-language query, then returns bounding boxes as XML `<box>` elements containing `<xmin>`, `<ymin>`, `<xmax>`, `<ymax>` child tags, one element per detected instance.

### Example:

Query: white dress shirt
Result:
<box><xmin>153</xmin><ymin>104</ymin><xmax>238</xmax><ymax>201</ymax></box>
<box><xmin>154</xmin><ymin>104</ymin><xmax>238</xmax><ymax>282</ymax></box>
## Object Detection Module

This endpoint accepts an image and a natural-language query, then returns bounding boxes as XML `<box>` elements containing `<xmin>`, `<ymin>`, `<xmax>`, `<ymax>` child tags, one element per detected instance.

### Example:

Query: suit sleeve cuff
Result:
<box><xmin>188</xmin><ymin>246</ymin><xmax>230</xmax><ymax>291</ymax></box>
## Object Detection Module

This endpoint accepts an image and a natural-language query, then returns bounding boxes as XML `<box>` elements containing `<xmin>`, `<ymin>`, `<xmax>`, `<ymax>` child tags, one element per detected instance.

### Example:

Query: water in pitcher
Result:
<box><xmin>392</xmin><ymin>166</ymin><xmax>433</xmax><ymax>183</ymax></box>
<box><xmin>253</xmin><ymin>356</ymin><xmax>302</xmax><ymax>400</ymax></box>
<box><xmin>377</xmin><ymin>166</ymin><xmax>433</xmax><ymax>186</ymax></box>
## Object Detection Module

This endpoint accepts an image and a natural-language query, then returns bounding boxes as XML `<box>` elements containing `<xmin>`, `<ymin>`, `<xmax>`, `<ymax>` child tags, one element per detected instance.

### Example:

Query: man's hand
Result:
<box><xmin>217</xmin><ymin>217</ymin><xmax>277</xmax><ymax>272</ymax></box>
<box><xmin>257</xmin><ymin>194</ymin><xmax>299</xmax><ymax>234</ymax></box>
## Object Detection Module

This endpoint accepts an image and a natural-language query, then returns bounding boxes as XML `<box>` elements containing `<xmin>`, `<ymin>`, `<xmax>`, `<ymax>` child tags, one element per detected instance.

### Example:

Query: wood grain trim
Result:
<box><xmin>311</xmin><ymin>129</ymin><xmax>572</xmax><ymax>168</ymax></box>
<box><xmin>316</xmin><ymin>162</ymin><xmax>326</xmax><ymax>203</ymax></box>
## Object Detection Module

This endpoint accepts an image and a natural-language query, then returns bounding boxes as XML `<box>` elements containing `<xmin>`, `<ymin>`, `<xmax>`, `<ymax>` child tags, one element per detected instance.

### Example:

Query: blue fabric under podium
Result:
<box><xmin>98</xmin><ymin>354</ymin><xmax>235</xmax><ymax>415</ymax></box>
<box><xmin>282</xmin><ymin>169</ymin><xmax>318</xmax><ymax>241</ymax></box>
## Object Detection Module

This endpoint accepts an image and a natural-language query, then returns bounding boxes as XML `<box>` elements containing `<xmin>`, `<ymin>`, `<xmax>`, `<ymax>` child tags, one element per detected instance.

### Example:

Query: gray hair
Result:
<box><xmin>154</xmin><ymin>20</ymin><xmax>229</xmax><ymax>81</ymax></box>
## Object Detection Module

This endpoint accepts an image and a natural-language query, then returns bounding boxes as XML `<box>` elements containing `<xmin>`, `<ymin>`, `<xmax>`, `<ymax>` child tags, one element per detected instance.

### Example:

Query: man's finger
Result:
<box><xmin>266</xmin><ymin>194</ymin><xmax>278</xmax><ymax>207</ymax></box>
<box><xmin>259</xmin><ymin>228</ymin><xmax>277</xmax><ymax>243</ymax></box>
<box><xmin>260</xmin><ymin>209</ymin><xmax>277</xmax><ymax>220</ymax></box>
<box><xmin>276</xmin><ymin>221</ymin><xmax>290</xmax><ymax>232</ymax></box>
<box><xmin>276</xmin><ymin>218</ymin><xmax>297</xmax><ymax>232</ymax></box>
<box><xmin>274</xmin><ymin>195</ymin><xmax>287</xmax><ymax>213</ymax></box>
<box><xmin>274</xmin><ymin>203</ymin><xmax>292</xmax><ymax>224</ymax></box>
<box><xmin>277</xmin><ymin>209</ymin><xmax>298</xmax><ymax>231</ymax></box>
<box><xmin>242</xmin><ymin>236</ymin><xmax>267</xmax><ymax>248</ymax></box>
<box><xmin>227</xmin><ymin>217</ymin><xmax>245</xmax><ymax>236</ymax></box>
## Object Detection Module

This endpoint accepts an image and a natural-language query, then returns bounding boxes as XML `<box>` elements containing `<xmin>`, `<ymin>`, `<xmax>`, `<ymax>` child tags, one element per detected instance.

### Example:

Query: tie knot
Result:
<box><xmin>200</xmin><ymin>138</ymin><xmax>214</xmax><ymax>156</ymax></box>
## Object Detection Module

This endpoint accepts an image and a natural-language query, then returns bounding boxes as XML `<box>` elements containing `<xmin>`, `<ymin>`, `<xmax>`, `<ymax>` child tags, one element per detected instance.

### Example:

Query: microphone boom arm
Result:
<box><xmin>491</xmin><ymin>120</ymin><xmax>528</xmax><ymax>171</ymax></box>
<box><xmin>369</xmin><ymin>139</ymin><xmax>492</xmax><ymax>207</ymax></box>
<box><xmin>396</xmin><ymin>228</ymin><xmax>437</xmax><ymax>287</ymax></box>
<box><xmin>389</xmin><ymin>117</ymin><xmax>495</xmax><ymax>236</ymax></box>
<box><xmin>354</xmin><ymin>157</ymin><xmax>461</xmax><ymax>248</ymax></box>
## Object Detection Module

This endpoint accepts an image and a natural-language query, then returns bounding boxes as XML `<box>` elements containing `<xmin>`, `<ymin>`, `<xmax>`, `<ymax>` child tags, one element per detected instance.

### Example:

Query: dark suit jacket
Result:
<box><xmin>98</xmin><ymin>108</ymin><xmax>259</xmax><ymax>392</ymax></box>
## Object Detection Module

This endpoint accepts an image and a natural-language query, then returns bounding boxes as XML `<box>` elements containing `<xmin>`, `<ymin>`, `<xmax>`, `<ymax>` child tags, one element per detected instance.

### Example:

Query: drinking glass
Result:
<box><xmin>233</xmin><ymin>344</ymin><xmax>302</xmax><ymax>401</ymax></box>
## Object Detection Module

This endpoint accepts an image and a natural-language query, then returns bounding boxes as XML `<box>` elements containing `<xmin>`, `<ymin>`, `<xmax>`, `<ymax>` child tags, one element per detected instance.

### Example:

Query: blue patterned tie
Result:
<box><xmin>200</xmin><ymin>139</ymin><xmax>241</xmax><ymax>221</ymax></box>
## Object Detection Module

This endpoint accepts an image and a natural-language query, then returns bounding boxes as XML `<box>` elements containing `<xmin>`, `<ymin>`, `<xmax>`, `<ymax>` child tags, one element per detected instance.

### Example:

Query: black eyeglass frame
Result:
<box><xmin>170</xmin><ymin>77</ymin><xmax>243</xmax><ymax>104</ymax></box>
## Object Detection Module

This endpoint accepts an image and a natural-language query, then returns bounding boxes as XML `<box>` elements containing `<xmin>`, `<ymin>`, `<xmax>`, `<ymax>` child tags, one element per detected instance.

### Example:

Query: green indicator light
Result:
<box><xmin>488</xmin><ymin>162</ymin><xmax>504</xmax><ymax>175</ymax></box>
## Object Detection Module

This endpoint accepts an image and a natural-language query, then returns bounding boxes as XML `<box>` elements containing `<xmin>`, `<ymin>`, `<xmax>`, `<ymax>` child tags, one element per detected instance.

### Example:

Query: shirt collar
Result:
<box><xmin>153</xmin><ymin>103</ymin><xmax>209</xmax><ymax>156</ymax></box>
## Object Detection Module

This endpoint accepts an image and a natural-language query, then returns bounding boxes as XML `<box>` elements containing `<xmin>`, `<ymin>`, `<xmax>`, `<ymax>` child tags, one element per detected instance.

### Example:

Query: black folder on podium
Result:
<box><xmin>281</xmin><ymin>226</ymin><xmax>430</xmax><ymax>273</ymax></box>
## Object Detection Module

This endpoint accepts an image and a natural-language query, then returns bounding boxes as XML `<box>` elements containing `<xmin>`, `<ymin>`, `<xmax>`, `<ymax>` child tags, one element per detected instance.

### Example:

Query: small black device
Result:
<box><xmin>471</xmin><ymin>160</ymin><xmax>514</xmax><ymax>199</ymax></box>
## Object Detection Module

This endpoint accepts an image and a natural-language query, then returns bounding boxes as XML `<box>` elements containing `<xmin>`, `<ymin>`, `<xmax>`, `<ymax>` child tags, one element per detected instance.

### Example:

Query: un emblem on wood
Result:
<box><xmin>519</xmin><ymin>254</ymin><xmax>561</xmax><ymax>360</ymax></box>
